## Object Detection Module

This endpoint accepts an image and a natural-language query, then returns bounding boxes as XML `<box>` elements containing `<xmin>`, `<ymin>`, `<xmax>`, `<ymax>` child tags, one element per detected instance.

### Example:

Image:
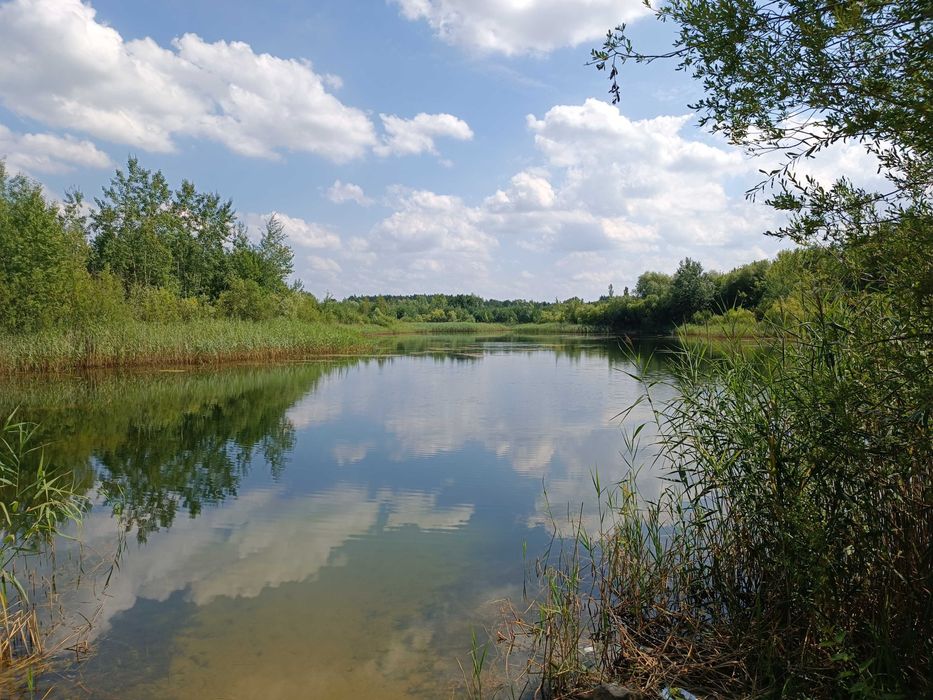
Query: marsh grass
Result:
<box><xmin>0</xmin><ymin>319</ymin><xmax>371</xmax><ymax>374</ymax></box>
<box><xmin>383</xmin><ymin>321</ymin><xmax>588</xmax><ymax>336</ymax></box>
<box><xmin>0</xmin><ymin>413</ymin><xmax>89</xmax><ymax>692</ymax></box>
<box><xmin>510</xmin><ymin>284</ymin><xmax>931</xmax><ymax>698</ymax></box>
<box><xmin>677</xmin><ymin>308</ymin><xmax>766</xmax><ymax>340</ymax></box>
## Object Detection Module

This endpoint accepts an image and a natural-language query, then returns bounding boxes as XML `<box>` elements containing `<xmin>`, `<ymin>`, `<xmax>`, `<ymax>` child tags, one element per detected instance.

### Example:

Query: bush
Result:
<box><xmin>280</xmin><ymin>292</ymin><xmax>322</xmax><ymax>322</ymax></box>
<box><xmin>216</xmin><ymin>278</ymin><xmax>279</xmax><ymax>321</ymax></box>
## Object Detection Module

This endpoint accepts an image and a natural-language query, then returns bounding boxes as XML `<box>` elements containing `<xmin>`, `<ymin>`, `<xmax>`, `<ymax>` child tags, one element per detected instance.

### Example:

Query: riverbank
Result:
<box><xmin>0</xmin><ymin>319</ymin><xmax>373</xmax><ymax>374</ymax></box>
<box><xmin>383</xmin><ymin>321</ymin><xmax>588</xmax><ymax>335</ymax></box>
<box><xmin>0</xmin><ymin>319</ymin><xmax>595</xmax><ymax>375</ymax></box>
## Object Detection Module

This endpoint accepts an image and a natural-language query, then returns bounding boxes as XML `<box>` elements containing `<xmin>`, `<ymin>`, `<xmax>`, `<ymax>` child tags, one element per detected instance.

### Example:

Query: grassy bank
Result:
<box><xmin>0</xmin><ymin>319</ymin><xmax>373</xmax><ymax>374</ymax></box>
<box><xmin>0</xmin><ymin>319</ymin><xmax>596</xmax><ymax>375</ymax></box>
<box><xmin>384</xmin><ymin>321</ymin><xmax>589</xmax><ymax>335</ymax></box>
<box><xmin>676</xmin><ymin>308</ymin><xmax>769</xmax><ymax>339</ymax></box>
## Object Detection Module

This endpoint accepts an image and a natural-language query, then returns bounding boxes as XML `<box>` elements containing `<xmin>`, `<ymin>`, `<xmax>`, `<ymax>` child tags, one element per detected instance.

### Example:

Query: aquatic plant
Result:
<box><xmin>512</xmin><ymin>252</ymin><xmax>932</xmax><ymax>697</ymax></box>
<box><xmin>0</xmin><ymin>412</ymin><xmax>87</xmax><ymax>688</ymax></box>
<box><xmin>0</xmin><ymin>318</ymin><xmax>371</xmax><ymax>374</ymax></box>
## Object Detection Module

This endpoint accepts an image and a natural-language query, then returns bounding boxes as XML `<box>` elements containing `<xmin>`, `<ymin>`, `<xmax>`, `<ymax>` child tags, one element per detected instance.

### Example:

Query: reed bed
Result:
<box><xmin>384</xmin><ymin>321</ymin><xmax>588</xmax><ymax>336</ymax></box>
<box><xmin>510</xmin><ymin>289</ymin><xmax>931</xmax><ymax>699</ymax></box>
<box><xmin>0</xmin><ymin>414</ymin><xmax>89</xmax><ymax>693</ymax></box>
<box><xmin>0</xmin><ymin>319</ymin><xmax>372</xmax><ymax>374</ymax></box>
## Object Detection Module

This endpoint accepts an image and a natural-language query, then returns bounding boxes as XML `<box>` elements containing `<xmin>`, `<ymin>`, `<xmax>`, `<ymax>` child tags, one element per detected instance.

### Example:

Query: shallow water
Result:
<box><xmin>3</xmin><ymin>336</ymin><xmax>677</xmax><ymax>698</ymax></box>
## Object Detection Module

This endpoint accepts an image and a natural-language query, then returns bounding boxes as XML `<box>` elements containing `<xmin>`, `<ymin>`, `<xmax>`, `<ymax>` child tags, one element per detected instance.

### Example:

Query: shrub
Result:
<box><xmin>216</xmin><ymin>278</ymin><xmax>279</xmax><ymax>321</ymax></box>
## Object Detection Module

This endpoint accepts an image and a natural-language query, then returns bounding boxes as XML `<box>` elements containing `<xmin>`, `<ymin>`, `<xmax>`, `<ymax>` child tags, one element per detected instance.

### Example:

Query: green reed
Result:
<box><xmin>0</xmin><ymin>412</ymin><xmax>87</xmax><ymax>688</ymax></box>
<box><xmin>512</xmin><ymin>285</ymin><xmax>931</xmax><ymax>698</ymax></box>
<box><xmin>0</xmin><ymin>318</ymin><xmax>372</xmax><ymax>374</ymax></box>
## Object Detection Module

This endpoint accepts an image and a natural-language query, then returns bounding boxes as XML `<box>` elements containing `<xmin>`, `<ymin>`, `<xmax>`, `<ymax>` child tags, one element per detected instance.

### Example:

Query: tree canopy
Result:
<box><xmin>591</xmin><ymin>0</ymin><xmax>932</xmax><ymax>241</ymax></box>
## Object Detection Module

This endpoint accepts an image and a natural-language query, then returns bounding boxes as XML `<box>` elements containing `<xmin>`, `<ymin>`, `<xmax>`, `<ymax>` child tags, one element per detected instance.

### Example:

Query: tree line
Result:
<box><xmin>0</xmin><ymin>157</ymin><xmax>307</xmax><ymax>333</ymax></box>
<box><xmin>2</xmin><ymin>154</ymin><xmax>812</xmax><ymax>335</ymax></box>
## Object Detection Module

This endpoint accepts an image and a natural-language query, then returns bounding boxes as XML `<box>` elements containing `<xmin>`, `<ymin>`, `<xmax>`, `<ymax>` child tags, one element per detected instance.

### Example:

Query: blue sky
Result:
<box><xmin>0</xmin><ymin>0</ymin><xmax>879</xmax><ymax>300</ymax></box>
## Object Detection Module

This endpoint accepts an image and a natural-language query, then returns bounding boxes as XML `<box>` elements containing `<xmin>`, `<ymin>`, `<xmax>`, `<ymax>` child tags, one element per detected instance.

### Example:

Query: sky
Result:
<box><xmin>0</xmin><ymin>0</ymin><xmax>881</xmax><ymax>300</ymax></box>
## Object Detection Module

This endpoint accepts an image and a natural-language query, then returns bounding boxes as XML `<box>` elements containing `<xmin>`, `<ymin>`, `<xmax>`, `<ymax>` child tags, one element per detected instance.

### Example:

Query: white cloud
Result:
<box><xmin>391</xmin><ymin>0</ymin><xmax>650</xmax><ymax>55</ymax></box>
<box><xmin>307</xmin><ymin>255</ymin><xmax>342</xmax><ymax>274</ymax></box>
<box><xmin>244</xmin><ymin>212</ymin><xmax>341</xmax><ymax>250</ymax></box>
<box><xmin>523</xmin><ymin>99</ymin><xmax>776</xmax><ymax>251</ymax></box>
<box><xmin>326</xmin><ymin>180</ymin><xmax>373</xmax><ymax>206</ymax></box>
<box><xmin>319</xmin><ymin>99</ymin><xmax>783</xmax><ymax>298</ymax></box>
<box><xmin>0</xmin><ymin>0</ymin><xmax>376</xmax><ymax>161</ymax></box>
<box><xmin>485</xmin><ymin>170</ymin><xmax>556</xmax><ymax>212</ymax></box>
<box><xmin>283</xmin><ymin>101</ymin><xmax>874</xmax><ymax>300</ymax></box>
<box><xmin>375</xmin><ymin>112</ymin><xmax>473</xmax><ymax>157</ymax></box>
<box><xmin>373</xmin><ymin>187</ymin><xmax>495</xmax><ymax>255</ymax></box>
<box><xmin>0</xmin><ymin>123</ymin><xmax>112</xmax><ymax>174</ymax></box>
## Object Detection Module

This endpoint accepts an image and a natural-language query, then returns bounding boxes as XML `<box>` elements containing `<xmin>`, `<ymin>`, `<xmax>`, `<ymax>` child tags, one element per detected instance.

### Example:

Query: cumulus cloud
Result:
<box><xmin>243</xmin><ymin>212</ymin><xmax>341</xmax><ymax>250</ymax></box>
<box><xmin>326</xmin><ymin>180</ymin><xmax>373</xmax><ymax>206</ymax></box>
<box><xmin>524</xmin><ymin>99</ymin><xmax>776</xmax><ymax>249</ymax></box>
<box><xmin>0</xmin><ymin>0</ymin><xmax>376</xmax><ymax>161</ymax></box>
<box><xmin>373</xmin><ymin>187</ymin><xmax>495</xmax><ymax>255</ymax></box>
<box><xmin>0</xmin><ymin>123</ymin><xmax>112</xmax><ymax>174</ymax></box>
<box><xmin>485</xmin><ymin>170</ymin><xmax>556</xmax><ymax>212</ymax></box>
<box><xmin>391</xmin><ymin>0</ymin><xmax>650</xmax><ymax>55</ymax></box>
<box><xmin>277</xmin><ymin>100</ymin><xmax>876</xmax><ymax>300</ymax></box>
<box><xmin>375</xmin><ymin>112</ymin><xmax>474</xmax><ymax>157</ymax></box>
<box><xmin>292</xmin><ymin>99</ymin><xmax>785</xmax><ymax>298</ymax></box>
<box><xmin>307</xmin><ymin>255</ymin><xmax>343</xmax><ymax>274</ymax></box>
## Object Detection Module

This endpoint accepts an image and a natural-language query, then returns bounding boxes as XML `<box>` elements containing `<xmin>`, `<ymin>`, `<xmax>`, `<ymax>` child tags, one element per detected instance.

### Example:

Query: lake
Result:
<box><xmin>2</xmin><ymin>335</ymin><xmax>678</xmax><ymax>698</ymax></box>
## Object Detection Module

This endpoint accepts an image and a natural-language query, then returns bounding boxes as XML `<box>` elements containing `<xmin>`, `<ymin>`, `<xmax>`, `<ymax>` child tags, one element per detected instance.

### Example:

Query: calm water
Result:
<box><xmin>3</xmin><ymin>336</ymin><xmax>677</xmax><ymax>699</ymax></box>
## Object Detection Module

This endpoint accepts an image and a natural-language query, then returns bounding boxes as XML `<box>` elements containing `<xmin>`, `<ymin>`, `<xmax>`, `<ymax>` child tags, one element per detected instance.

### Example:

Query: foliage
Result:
<box><xmin>0</xmin><ymin>412</ymin><xmax>87</xmax><ymax>682</ymax></box>
<box><xmin>217</xmin><ymin>278</ymin><xmax>279</xmax><ymax>321</ymax></box>
<box><xmin>0</xmin><ymin>165</ymin><xmax>90</xmax><ymax>332</ymax></box>
<box><xmin>0</xmin><ymin>156</ymin><xmax>314</xmax><ymax>336</ymax></box>
<box><xmin>511</xmin><ymin>1</ymin><xmax>933</xmax><ymax>696</ymax></box>
<box><xmin>591</xmin><ymin>0</ymin><xmax>932</xmax><ymax>241</ymax></box>
<box><xmin>228</xmin><ymin>215</ymin><xmax>294</xmax><ymax>295</ymax></box>
<box><xmin>519</xmin><ymin>246</ymin><xmax>931</xmax><ymax>695</ymax></box>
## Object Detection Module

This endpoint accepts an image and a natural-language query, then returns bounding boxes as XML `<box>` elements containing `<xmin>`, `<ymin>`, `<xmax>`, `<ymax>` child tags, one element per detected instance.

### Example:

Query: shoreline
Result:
<box><xmin>0</xmin><ymin>320</ymin><xmax>602</xmax><ymax>376</ymax></box>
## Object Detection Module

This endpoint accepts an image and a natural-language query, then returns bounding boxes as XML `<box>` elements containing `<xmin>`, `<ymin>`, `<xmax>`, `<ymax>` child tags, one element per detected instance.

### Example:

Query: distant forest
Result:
<box><xmin>2</xmin><ymin>156</ymin><xmax>810</xmax><ymax>335</ymax></box>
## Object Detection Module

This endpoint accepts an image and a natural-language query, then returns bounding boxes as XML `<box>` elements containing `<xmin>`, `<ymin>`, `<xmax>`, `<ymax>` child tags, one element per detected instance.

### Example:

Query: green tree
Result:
<box><xmin>90</xmin><ymin>157</ymin><xmax>174</xmax><ymax>290</ymax></box>
<box><xmin>633</xmin><ymin>270</ymin><xmax>672</xmax><ymax>299</ymax></box>
<box><xmin>591</xmin><ymin>0</ymin><xmax>932</xmax><ymax>242</ymax></box>
<box><xmin>669</xmin><ymin>257</ymin><xmax>715</xmax><ymax>321</ymax></box>
<box><xmin>167</xmin><ymin>179</ymin><xmax>236</xmax><ymax>298</ymax></box>
<box><xmin>0</xmin><ymin>163</ymin><xmax>91</xmax><ymax>331</ymax></box>
<box><xmin>717</xmin><ymin>258</ymin><xmax>771</xmax><ymax>311</ymax></box>
<box><xmin>228</xmin><ymin>215</ymin><xmax>294</xmax><ymax>294</ymax></box>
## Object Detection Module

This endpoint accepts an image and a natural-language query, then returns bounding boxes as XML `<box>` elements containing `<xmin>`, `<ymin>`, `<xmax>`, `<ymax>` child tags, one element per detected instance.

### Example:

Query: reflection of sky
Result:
<box><xmin>285</xmin><ymin>343</ymin><xmax>675</xmax><ymax>528</ymax></box>
<box><xmin>70</xmin><ymin>483</ymin><xmax>474</xmax><ymax>641</ymax></box>
<box><xmin>55</xmin><ymin>339</ymin><xmax>676</xmax><ymax>697</ymax></box>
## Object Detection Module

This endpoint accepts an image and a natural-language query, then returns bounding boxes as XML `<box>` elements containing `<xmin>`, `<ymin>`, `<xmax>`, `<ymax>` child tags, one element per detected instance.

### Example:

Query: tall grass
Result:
<box><xmin>512</xmin><ymin>277</ymin><xmax>931</xmax><ymax>697</ymax></box>
<box><xmin>0</xmin><ymin>412</ymin><xmax>87</xmax><ymax>689</ymax></box>
<box><xmin>0</xmin><ymin>318</ymin><xmax>372</xmax><ymax>374</ymax></box>
<box><xmin>677</xmin><ymin>308</ymin><xmax>765</xmax><ymax>339</ymax></box>
<box><xmin>379</xmin><ymin>321</ymin><xmax>589</xmax><ymax>336</ymax></box>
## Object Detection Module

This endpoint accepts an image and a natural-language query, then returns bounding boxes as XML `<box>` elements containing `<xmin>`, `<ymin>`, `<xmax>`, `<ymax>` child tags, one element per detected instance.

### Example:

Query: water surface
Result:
<box><xmin>3</xmin><ymin>336</ymin><xmax>677</xmax><ymax>698</ymax></box>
